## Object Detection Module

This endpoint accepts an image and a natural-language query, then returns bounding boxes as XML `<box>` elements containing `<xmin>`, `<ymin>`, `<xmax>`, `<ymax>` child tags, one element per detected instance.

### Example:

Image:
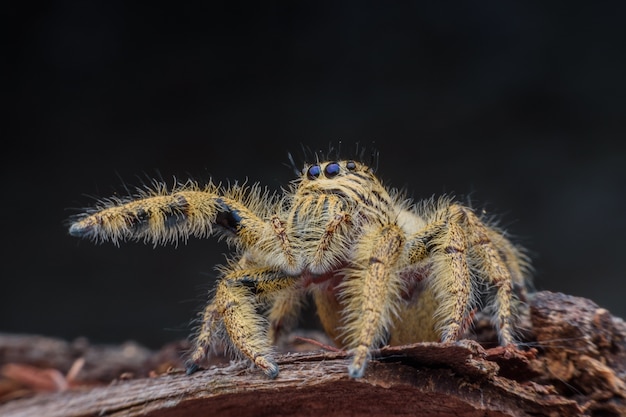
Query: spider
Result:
<box><xmin>68</xmin><ymin>154</ymin><xmax>531</xmax><ymax>379</ymax></box>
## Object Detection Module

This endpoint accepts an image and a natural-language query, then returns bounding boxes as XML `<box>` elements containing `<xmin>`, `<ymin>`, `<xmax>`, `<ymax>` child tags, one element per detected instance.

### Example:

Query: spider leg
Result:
<box><xmin>68</xmin><ymin>182</ymin><xmax>280</xmax><ymax>251</ymax></box>
<box><xmin>485</xmin><ymin>227</ymin><xmax>532</xmax><ymax>302</ymax></box>
<box><xmin>187</xmin><ymin>299</ymin><xmax>221</xmax><ymax>373</ymax></box>
<box><xmin>386</xmin><ymin>222</ymin><xmax>445</xmax><ymax>344</ymax></box>
<box><xmin>266</xmin><ymin>284</ymin><xmax>306</xmax><ymax>344</ymax></box>
<box><xmin>424</xmin><ymin>206</ymin><xmax>474</xmax><ymax>342</ymax></box>
<box><xmin>463</xmin><ymin>210</ymin><xmax>518</xmax><ymax>345</ymax></box>
<box><xmin>342</xmin><ymin>224</ymin><xmax>406</xmax><ymax>378</ymax></box>
<box><xmin>188</xmin><ymin>265</ymin><xmax>297</xmax><ymax>378</ymax></box>
<box><xmin>404</xmin><ymin>203</ymin><xmax>521</xmax><ymax>346</ymax></box>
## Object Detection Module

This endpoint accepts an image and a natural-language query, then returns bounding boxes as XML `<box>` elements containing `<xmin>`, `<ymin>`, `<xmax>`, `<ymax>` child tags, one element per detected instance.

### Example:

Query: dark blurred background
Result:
<box><xmin>3</xmin><ymin>2</ymin><xmax>625</xmax><ymax>349</ymax></box>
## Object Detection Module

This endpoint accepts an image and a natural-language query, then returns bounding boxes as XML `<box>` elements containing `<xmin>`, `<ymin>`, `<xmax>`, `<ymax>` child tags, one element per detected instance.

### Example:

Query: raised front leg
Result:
<box><xmin>68</xmin><ymin>182</ymin><xmax>277</xmax><ymax>248</ymax></box>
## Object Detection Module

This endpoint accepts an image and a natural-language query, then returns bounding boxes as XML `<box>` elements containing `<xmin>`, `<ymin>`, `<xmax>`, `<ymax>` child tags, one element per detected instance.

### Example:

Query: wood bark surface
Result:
<box><xmin>1</xmin><ymin>291</ymin><xmax>625</xmax><ymax>417</ymax></box>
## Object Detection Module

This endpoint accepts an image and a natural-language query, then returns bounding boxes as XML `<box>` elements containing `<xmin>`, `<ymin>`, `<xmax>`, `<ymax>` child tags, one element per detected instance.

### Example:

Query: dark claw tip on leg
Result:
<box><xmin>265</xmin><ymin>366</ymin><xmax>279</xmax><ymax>379</ymax></box>
<box><xmin>69</xmin><ymin>222</ymin><xmax>88</xmax><ymax>237</ymax></box>
<box><xmin>186</xmin><ymin>363</ymin><xmax>201</xmax><ymax>375</ymax></box>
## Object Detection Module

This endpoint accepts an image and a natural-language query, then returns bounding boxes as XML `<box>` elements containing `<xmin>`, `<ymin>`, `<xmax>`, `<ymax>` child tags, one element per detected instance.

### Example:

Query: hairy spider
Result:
<box><xmin>68</xmin><ymin>155</ymin><xmax>531</xmax><ymax>378</ymax></box>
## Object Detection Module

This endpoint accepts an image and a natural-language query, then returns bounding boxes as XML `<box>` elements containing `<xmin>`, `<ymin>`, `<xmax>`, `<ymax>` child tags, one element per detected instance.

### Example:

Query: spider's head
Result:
<box><xmin>293</xmin><ymin>159</ymin><xmax>392</xmax><ymax>221</ymax></box>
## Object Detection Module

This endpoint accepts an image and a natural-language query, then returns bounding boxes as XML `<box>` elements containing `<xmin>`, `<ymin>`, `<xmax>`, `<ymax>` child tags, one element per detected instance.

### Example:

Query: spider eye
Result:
<box><xmin>307</xmin><ymin>164</ymin><xmax>321</xmax><ymax>179</ymax></box>
<box><xmin>324</xmin><ymin>162</ymin><xmax>340</xmax><ymax>178</ymax></box>
<box><xmin>346</xmin><ymin>160</ymin><xmax>357</xmax><ymax>171</ymax></box>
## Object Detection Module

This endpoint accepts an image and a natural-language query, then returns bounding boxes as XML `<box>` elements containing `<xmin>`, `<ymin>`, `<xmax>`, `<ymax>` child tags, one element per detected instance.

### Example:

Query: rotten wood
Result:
<box><xmin>1</xmin><ymin>291</ymin><xmax>625</xmax><ymax>417</ymax></box>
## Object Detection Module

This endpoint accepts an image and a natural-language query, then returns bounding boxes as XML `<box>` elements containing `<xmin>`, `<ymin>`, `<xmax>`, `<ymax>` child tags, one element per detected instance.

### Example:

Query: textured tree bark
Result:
<box><xmin>1</xmin><ymin>291</ymin><xmax>625</xmax><ymax>417</ymax></box>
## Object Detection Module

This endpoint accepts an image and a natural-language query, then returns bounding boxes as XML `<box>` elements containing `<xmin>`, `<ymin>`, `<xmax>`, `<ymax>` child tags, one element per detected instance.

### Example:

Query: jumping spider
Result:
<box><xmin>69</xmin><ymin>156</ymin><xmax>531</xmax><ymax>378</ymax></box>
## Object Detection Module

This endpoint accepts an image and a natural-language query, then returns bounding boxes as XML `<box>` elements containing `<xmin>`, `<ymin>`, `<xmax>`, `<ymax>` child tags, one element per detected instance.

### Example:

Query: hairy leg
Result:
<box><xmin>341</xmin><ymin>224</ymin><xmax>406</xmax><ymax>378</ymax></box>
<box><xmin>426</xmin><ymin>205</ymin><xmax>473</xmax><ymax>342</ymax></box>
<box><xmin>68</xmin><ymin>182</ymin><xmax>279</xmax><ymax>249</ymax></box>
<box><xmin>266</xmin><ymin>284</ymin><xmax>305</xmax><ymax>344</ymax></box>
<box><xmin>464</xmin><ymin>210</ymin><xmax>517</xmax><ymax>344</ymax></box>
<box><xmin>189</xmin><ymin>265</ymin><xmax>296</xmax><ymax>378</ymax></box>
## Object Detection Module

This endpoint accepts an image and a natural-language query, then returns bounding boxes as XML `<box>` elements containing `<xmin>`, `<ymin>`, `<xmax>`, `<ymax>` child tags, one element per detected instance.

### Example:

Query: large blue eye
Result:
<box><xmin>324</xmin><ymin>162</ymin><xmax>340</xmax><ymax>178</ymax></box>
<box><xmin>307</xmin><ymin>164</ymin><xmax>321</xmax><ymax>179</ymax></box>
